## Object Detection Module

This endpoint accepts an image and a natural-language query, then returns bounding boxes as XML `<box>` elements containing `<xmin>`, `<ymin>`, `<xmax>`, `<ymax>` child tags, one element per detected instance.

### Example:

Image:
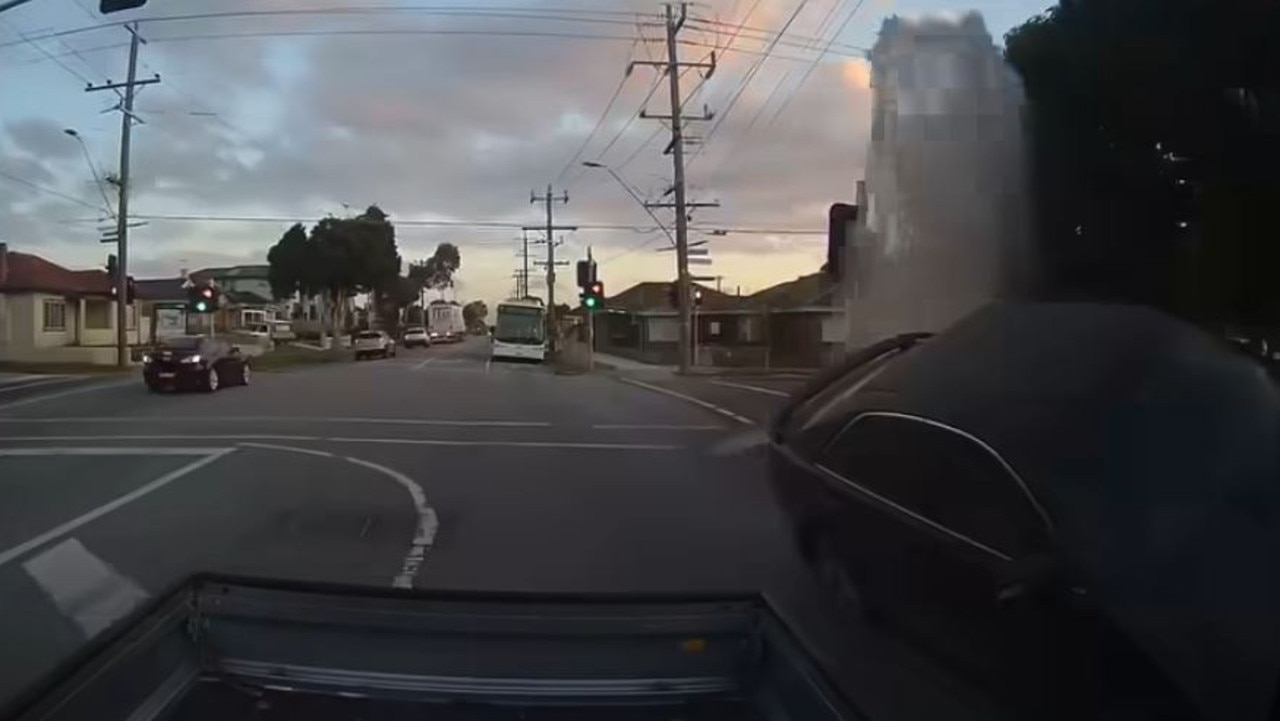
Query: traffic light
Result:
<box><xmin>188</xmin><ymin>283</ymin><xmax>218</xmax><ymax>313</ymax></box>
<box><xmin>100</xmin><ymin>0</ymin><xmax>147</xmax><ymax>13</ymax></box>
<box><xmin>694</xmin><ymin>287</ymin><xmax>704</xmax><ymax>308</ymax></box>
<box><xmin>581</xmin><ymin>280</ymin><xmax>604</xmax><ymax>311</ymax></box>
<box><xmin>109</xmin><ymin>276</ymin><xmax>136</xmax><ymax>303</ymax></box>
<box><xmin>576</xmin><ymin>259</ymin><xmax>596</xmax><ymax>288</ymax></box>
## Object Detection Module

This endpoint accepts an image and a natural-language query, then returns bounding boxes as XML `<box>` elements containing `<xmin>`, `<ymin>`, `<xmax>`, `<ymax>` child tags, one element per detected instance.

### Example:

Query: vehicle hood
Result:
<box><xmin>852</xmin><ymin>302</ymin><xmax>1280</xmax><ymax>721</ymax></box>
<box><xmin>152</xmin><ymin>348</ymin><xmax>198</xmax><ymax>360</ymax></box>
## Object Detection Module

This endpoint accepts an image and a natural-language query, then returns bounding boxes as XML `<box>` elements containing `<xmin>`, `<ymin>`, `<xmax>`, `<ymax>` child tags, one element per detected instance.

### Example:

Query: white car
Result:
<box><xmin>402</xmin><ymin>326</ymin><xmax>431</xmax><ymax>348</ymax></box>
<box><xmin>353</xmin><ymin>330</ymin><xmax>397</xmax><ymax>360</ymax></box>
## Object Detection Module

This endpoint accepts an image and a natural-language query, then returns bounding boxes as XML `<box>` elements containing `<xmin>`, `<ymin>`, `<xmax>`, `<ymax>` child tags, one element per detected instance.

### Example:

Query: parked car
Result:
<box><xmin>769</xmin><ymin>303</ymin><xmax>1280</xmax><ymax>721</ymax></box>
<box><xmin>402</xmin><ymin>326</ymin><xmax>431</xmax><ymax>348</ymax></box>
<box><xmin>271</xmin><ymin>320</ymin><xmax>296</xmax><ymax>342</ymax></box>
<box><xmin>142</xmin><ymin>336</ymin><xmax>250</xmax><ymax>392</ymax></box>
<box><xmin>353</xmin><ymin>330</ymin><xmax>397</xmax><ymax>360</ymax></box>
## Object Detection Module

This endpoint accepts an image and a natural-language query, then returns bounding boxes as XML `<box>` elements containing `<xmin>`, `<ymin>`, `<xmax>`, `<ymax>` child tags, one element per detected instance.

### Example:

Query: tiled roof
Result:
<box><xmin>746</xmin><ymin>272</ymin><xmax>836</xmax><ymax>308</ymax></box>
<box><xmin>606</xmin><ymin>281</ymin><xmax>744</xmax><ymax>312</ymax></box>
<box><xmin>0</xmin><ymin>249</ymin><xmax>113</xmax><ymax>296</ymax></box>
<box><xmin>190</xmin><ymin>264</ymin><xmax>270</xmax><ymax>282</ymax></box>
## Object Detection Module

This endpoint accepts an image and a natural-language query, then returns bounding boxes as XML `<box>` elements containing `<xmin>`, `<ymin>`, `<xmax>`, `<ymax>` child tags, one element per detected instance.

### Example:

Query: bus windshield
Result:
<box><xmin>494</xmin><ymin>306</ymin><xmax>544</xmax><ymax>345</ymax></box>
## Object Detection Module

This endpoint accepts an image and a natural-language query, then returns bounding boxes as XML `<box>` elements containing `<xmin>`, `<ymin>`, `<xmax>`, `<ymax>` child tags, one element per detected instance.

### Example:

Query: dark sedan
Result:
<box><xmin>769</xmin><ymin>303</ymin><xmax>1280</xmax><ymax>721</ymax></box>
<box><xmin>143</xmin><ymin>336</ymin><xmax>250</xmax><ymax>392</ymax></box>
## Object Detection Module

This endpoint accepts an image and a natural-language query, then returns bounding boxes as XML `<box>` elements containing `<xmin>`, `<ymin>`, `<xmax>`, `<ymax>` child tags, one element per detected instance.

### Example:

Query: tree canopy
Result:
<box><xmin>266</xmin><ymin>205</ymin><xmax>402</xmax><ymax>334</ymax></box>
<box><xmin>414</xmin><ymin>242</ymin><xmax>462</xmax><ymax>292</ymax></box>
<box><xmin>462</xmin><ymin>300</ymin><xmax>488</xmax><ymax>333</ymax></box>
<box><xmin>1005</xmin><ymin>0</ymin><xmax>1280</xmax><ymax>327</ymax></box>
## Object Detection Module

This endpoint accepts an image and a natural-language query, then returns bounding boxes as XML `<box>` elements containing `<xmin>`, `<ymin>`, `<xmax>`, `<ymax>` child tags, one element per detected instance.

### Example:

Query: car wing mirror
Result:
<box><xmin>230</xmin><ymin>346</ymin><xmax>241</xmax><ymax>355</ymax></box>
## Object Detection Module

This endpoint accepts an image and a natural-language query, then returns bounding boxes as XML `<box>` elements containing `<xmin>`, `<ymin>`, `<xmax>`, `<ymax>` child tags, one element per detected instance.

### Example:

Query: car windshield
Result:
<box><xmin>2</xmin><ymin>0</ymin><xmax>1273</xmax><ymax>717</ymax></box>
<box><xmin>494</xmin><ymin>307</ymin><xmax>544</xmax><ymax>343</ymax></box>
<box><xmin>159</xmin><ymin>337</ymin><xmax>202</xmax><ymax>350</ymax></box>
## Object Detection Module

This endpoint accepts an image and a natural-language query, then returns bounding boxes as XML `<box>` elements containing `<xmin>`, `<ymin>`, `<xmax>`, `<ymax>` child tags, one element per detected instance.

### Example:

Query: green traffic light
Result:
<box><xmin>195</xmin><ymin>301</ymin><xmax>208</xmax><ymax>312</ymax></box>
<box><xmin>584</xmin><ymin>297</ymin><xmax>598</xmax><ymax>308</ymax></box>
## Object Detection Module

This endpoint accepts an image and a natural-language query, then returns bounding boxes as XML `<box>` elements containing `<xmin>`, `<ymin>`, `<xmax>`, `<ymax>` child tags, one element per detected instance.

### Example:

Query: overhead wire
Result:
<box><xmin>552</xmin><ymin>38</ymin><xmax>638</xmax><ymax>186</ymax></box>
<box><xmin>685</xmin><ymin>0</ymin><xmax>812</xmax><ymax>174</ymax></box>
<box><xmin>761</xmin><ymin>0</ymin><xmax>869</xmax><ymax>131</ymax></box>
<box><xmin>0</xmin><ymin>169</ymin><xmax>111</xmax><ymax>213</ymax></box>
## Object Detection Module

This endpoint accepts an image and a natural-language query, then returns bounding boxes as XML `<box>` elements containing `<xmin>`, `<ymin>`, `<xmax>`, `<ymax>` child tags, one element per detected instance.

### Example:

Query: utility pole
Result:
<box><xmin>630</xmin><ymin>2</ymin><xmax>716</xmax><ymax>373</ymax></box>
<box><xmin>526</xmin><ymin>185</ymin><xmax>575</xmax><ymax>353</ymax></box>
<box><xmin>86</xmin><ymin>22</ymin><xmax>159</xmax><ymax>368</ymax></box>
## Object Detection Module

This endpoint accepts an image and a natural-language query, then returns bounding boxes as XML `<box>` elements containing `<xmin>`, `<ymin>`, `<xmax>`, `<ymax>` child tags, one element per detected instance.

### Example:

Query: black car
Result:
<box><xmin>143</xmin><ymin>336</ymin><xmax>250</xmax><ymax>392</ymax></box>
<box><xmin>769</xmin><ymin>303</ymin><xmax>1280</xmax><ymax>721</ymax></box>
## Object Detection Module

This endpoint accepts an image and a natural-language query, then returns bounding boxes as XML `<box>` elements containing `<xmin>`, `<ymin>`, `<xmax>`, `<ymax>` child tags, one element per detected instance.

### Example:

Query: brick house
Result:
<box><xmin>0</xmin><ymin>243</ymin><xmax>141</xmax><ymax>365</ymax></box>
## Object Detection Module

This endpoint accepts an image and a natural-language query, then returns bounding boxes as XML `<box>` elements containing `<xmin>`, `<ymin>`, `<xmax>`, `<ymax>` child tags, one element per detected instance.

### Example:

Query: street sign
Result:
<box><xmin>687</xmin><ymin>248</ymin><xmax>709</xmax><ymax>256</ymax></box>
<box><xmin>688</xmin><ymin>257</ymin><xmax>714</xmax><ymax>265</ymax></box>
<box><xmin>691</xmin><ymin>275</ymin><xmax>718</xmax><ymax>281</ymax></box>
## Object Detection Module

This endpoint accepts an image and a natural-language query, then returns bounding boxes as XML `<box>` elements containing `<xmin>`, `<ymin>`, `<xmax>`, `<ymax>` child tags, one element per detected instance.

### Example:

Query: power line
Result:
<box><xmin>762</xmin><ymin>0</ymin><xmax>870</xmax><ymax>131</ymax></box>
<box><xmin>553</xmin><ymin>39</ymin><xmax>637</xmax><ymax>185</ymax></box>
<box><xmin>0</xmin><ymin>169</ymin><xmax>110</xmax><ymax>213</ymax></box>
<box><xmin>0</xmin><ymin>7</ymin><xmax>665</xmax><ymax>50</ymax></box>
<box><xmin>686</xmin><ymin>0</ymin><xmax>813</xmax><ymax>172</ymax></box>
<box><xmin>58</xmin><ymin>212</ymin><xmax>825</xmax><ymax>235</ymax></box>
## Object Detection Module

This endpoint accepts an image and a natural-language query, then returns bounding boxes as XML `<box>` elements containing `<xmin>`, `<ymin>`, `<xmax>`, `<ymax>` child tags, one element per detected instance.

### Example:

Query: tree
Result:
<box><xmin>1005</xmin><ymin>0</ymin><xmax>1280</xmax><ymax>328</ymax></box>
<box><xmin>266</xmin><ymin>205</ymin><xmax>402</xmax><ymax>340</ymax></box>
<box><xmin>375</xmin><ymin>276</ymin><xmax>421</xmax><ymax>332</ymax></box>
<box><xmin>419</xmin><ymin>242</ymin><xmax>461</xmax><ymax>294</ymax></box>
<box><xmin>462</xmin><ymin>300</ymin><xmax>488</xmax><ymax>333</ymax></box>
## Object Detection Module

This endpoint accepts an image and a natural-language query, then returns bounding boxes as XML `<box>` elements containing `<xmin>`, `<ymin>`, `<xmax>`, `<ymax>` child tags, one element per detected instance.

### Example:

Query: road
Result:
<box><xmin>0</xmin><ymin>338</ymin><xmax>1004</xmax><ymax>720</ymax></box>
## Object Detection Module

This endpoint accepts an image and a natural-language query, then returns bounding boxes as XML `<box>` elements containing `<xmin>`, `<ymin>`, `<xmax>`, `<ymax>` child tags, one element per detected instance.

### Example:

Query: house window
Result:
<box><xmin>85</xmin><ymin>300</ymin><xmax>112</xmax><ymax>329</ymax></box>
<box><xmin>741</xmin><ymin>316</ymin><xmax>760</xmax><ymax>342</ymax></box>
<box><xmin>42</xmin><ymin>300</ymin><xmax>67</xmax><ymax>331</ymax></box>
<box><xmin>709</xmin><ymin>321</ymin><xmax>723</xmax><ymax>338</ymax></box>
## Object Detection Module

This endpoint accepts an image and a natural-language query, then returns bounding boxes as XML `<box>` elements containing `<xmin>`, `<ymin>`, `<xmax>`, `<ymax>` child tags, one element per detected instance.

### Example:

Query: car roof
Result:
<box><xmin>843</xmin><ymin>302</ymin><xmax>1280</xmax><ymax>524</ymax></box>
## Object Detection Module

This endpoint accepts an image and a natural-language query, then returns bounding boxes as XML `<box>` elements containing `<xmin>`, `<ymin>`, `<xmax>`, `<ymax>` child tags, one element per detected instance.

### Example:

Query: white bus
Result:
<box><xmin>491</xmin><ymin>298</ymin><xmax>546</xmax><ymax>362</ymax></box>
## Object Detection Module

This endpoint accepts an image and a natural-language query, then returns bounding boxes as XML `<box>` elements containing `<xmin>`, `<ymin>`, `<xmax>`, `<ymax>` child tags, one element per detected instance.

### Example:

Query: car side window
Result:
<box><xmin>817</xmin><ymin>415</ymin><xmax>1048</xmax><ymax>557</ymax></box>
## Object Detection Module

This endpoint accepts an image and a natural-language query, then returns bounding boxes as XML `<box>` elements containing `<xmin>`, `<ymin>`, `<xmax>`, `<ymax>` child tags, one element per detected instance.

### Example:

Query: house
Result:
<box><xmin>592</xmin><ymin>273</ymin><xmax>844</xmax><ymax>368</ymax></box>
<box><xmin>0</xmin><ymin>243</ymin><xmax>141</xmax><ymax>365</ymax></box>
<box><xmin>188</xmin><ymin>265</ymin><xmax>284</xmax><ymax>332</ymax></box>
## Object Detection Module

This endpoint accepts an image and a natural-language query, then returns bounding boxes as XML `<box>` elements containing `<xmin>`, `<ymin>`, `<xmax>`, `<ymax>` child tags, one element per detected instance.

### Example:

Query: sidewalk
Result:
<box><xmin>589</xmin><ymin>352</ymin><xmax>811</xmax><ymax>378</ymax></box>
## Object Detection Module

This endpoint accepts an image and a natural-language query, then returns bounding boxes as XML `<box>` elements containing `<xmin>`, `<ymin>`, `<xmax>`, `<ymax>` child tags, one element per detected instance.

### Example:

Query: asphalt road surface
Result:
<box><xmin>0</xmin><ymin>338</ymin><xmax>1005</xmax><ymax>720</ymax></box>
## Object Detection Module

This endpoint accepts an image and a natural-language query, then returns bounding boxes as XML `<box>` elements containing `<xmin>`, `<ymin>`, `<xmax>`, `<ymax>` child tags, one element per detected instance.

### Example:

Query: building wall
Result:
<box><xmin>0</xmin><ymin>292</ymin><xmax>139</xmax><ymax>363</ymax></box>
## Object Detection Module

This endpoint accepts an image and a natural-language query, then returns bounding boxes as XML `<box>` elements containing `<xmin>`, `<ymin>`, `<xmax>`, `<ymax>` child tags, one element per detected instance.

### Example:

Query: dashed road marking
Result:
<box><xmin>0</xmin><ymin>379</ymin><xmax>134</xmax><ymax>412</ymax></box>
<box><xmin>0</xmin><ymin>447</ymin><xmax>226</xmax><ymax>456</ymax></box>
<box><xmin>617</xmin><ymin>378</ymin><xmax>754</xmax><ymax>426</ymax></box>
<box><xmin>411</xmin><ymin>357</ymin><xmax>437</xmax><ymax>371</ymax></box>
<box><xmin>23</xmin><ymin>538</ymin><xmax>149</xmax><ymax>638</ymax></box>
<box><xmin>0</xmin><ymin>376</ymin><xmax>77</xmax><ymax>395</ymax></box>
<box><xmin>709</xmin><ymin>379</ymin><xmax>791</xmax><ymax>398</ymax></box>
<box><xmin>0</xmin><ymin>448</ymin><xmax>235</xmax><ymax>569</ymax></box>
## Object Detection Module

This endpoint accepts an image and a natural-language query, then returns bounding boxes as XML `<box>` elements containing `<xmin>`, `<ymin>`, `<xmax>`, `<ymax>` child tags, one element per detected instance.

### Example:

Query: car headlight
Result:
<box><xmin>142</xmin><ymin>354</ymin><xmax>152</xmax><ymax>364</ymax></box>
<box><xmin>179</xmin><ymin>354</ymin><xmax>202</xmax><ymax>364</ymax></box>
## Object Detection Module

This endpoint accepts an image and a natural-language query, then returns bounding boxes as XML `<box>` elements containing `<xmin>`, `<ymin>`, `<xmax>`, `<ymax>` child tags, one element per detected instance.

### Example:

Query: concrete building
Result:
<box><xmin>843</xmin><ymin>12</ymin><xmax>1031</xmax><ymax>349</ymax></box>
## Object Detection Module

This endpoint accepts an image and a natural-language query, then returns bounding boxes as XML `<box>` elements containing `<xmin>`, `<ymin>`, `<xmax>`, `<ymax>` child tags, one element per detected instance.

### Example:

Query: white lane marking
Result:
<box><xmin>0</xmin><ymin>447</ymin><xmax>220</xmax><ymax>456</ymax></box>
<box><xmin>591</xmin><ymin>423</ymin><xmax>725</xmax><ymax>431</ymax></box>
<box><xmin>326</xmin><ymin>437</ymin><xmax>682</xmax><ymax>450</ymax></box>
<box><xmin>709</xmin><ymin>379</ymin><xmax>791</xmax><ymax>398</ymax></box>
<box><xmin>0</xmin><ymin>416</ymin><xmax>552</xmax><ymax>428</ymax></box>
<box><xmin>0</xmin><ymin>448</ymin><xmax>235</xmax><ymax>569</ymax></box>
<box><xmin>0</xmin><ymin>436</ymin><xmax>682</xmax><ymax>450</ymax></box>
<box><xmin>485</xmin><ymin>357</ymin><xmax>491</xmax><ymax>374</ymax></box>
<box><xmin>0</xmin><ymin>376</ymin><xmax>76</xmax><ymax>395</ymax></box>
<box><xmin>237</xmin><ymin>442</ymin><xmax>334</xmax><ymax>458</ymax></box>
<box><xmin>0</xmin><ymin>379</ymin><xmax>134</xmax><ymax>412</ymax></box>
<box><xmin>23</xmin><ymin>538</ymin><xmax>149</xmax><ymax>638</ymax></box>
<box><xmin>617</xmin><ymin>378</ymin><xmax>754</xmax><ymax>426</ymax></box>
<box><xmin>411</xmin><ymin>357</ymin><xmax>437</xmax><ymax>371</ymax></box>
<box><xmin>343</xmin><ymin>456</ymin><xmax>437</xmax><ymax>589</ymax></box>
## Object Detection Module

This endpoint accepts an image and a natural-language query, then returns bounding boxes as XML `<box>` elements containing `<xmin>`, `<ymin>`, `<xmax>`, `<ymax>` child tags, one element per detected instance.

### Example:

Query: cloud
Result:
<box><xmin>4</xmin><ymin>0</ymin><xmax>888</xmax><ymax>309</ymax></box>
<box><xmin>5</xmin><ymin>117</ymin><xmax>78</xmax><ymax>160</ymax></box>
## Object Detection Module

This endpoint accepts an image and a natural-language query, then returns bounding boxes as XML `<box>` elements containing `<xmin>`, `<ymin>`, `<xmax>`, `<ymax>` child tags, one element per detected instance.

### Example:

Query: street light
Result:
<box><xmin>582</xmin><ymin>161</ymin><xmax>674</xmax><ymax>246</ymax></box>
<box><xmin>63</xmin><ymin>128</ymin><xmax>116</xmax><ymax>217</ymax></box>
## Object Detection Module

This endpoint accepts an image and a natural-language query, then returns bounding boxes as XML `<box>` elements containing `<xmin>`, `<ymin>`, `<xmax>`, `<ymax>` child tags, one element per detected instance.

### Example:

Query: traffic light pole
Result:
<box><xmin>586</xmin><ymin>247</ymin><xmax>594</xmax><ymax>372</ymax></box>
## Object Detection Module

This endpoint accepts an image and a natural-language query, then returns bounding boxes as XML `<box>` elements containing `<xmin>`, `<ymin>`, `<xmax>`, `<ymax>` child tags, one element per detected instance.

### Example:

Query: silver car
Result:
<box><xmin>353</xmin><ymin>330</ymin><xmax>397</xmax><ymax>360</ymax></box>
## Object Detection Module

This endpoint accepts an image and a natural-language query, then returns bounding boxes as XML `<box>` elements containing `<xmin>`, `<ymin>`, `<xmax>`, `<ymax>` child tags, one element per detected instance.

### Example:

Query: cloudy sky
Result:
<box><xmin>1</xmin><ymin>0</ymin><xmax>1048</xmax><ymax>310</ymax></box>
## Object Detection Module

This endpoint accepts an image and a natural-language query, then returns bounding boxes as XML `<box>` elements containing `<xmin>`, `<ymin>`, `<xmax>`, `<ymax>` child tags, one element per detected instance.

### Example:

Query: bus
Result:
<box><xmin>491</xmin><ymin>297</ymin><xmax>546</xmax><ymax>362</ymax></box>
